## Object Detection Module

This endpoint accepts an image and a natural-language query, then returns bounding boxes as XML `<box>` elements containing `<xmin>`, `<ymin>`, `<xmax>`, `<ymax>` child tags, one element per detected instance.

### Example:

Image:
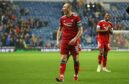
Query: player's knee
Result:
<box><xmin>100</xmin><ymin>51</ymin><xmax>104</xmax><ymax>55</ymax></box>
<box><xmin>61</xmin><ymin>57</ymin><xmax>67</xmax><ymax>64</ymax></box>
<box><xmin>61</xmin><ymin>60</ymin><xmax>67</xmax><ymax>64</ymax></box>
<box><xmin>73</xmin><ymin>57</ymin><xmax>79</xmax><ymax>62</ymax></box>
<box><xmin>74</xmin><ymin>60</ymin><xmax>79</xmax><ymax>66</ymax></box>
<box><xmin>61</xmin><ymin>56</ymin><xmax>67</xmax><ymax>64</ymax></box>
<box><xmin>104</xmin><ymin>51</ymin><xmax>108</xmax><ymax>57</ymax></box>
<box><xmin>104</xmin><ymin>53</ymin><xmax>106</xmax><ymax>57</ymax></box>
<box><xmin>99</xmin><ymin>52</ymin><xmax>104</xmax><ymax>56</ymax></box>
<box><xmin>99</xmin><ymin>49</ymin><xmax>104</xmax><ymax>56</ymax></box>
<box><xmin>104</xmin><ymin>54</ymin><xmax>107</xmax><ymax>58</ymax></box>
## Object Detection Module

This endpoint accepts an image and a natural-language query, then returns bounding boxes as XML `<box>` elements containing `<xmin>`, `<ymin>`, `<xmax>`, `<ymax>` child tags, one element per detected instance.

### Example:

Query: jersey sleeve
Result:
<box><xmin>58</xmin><ymin>17</ymin><xmax>63</xmax><ymax>31</ymax></box>
<box><xmin>59</xmin><ymin>18</ymin><xmax>63</xmax><ymax>27</ymax></box>
<box><xmin>97</xmin><ymin>21</ymin><xmax>102</xmax><ymax>30</ymax></box>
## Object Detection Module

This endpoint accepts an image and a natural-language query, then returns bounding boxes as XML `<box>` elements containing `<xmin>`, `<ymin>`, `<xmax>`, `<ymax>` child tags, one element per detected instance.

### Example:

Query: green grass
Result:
<box><xmin>0</xmin><ymin>51</ymin><xmax>129</xmax><ymax>84</ymax></box>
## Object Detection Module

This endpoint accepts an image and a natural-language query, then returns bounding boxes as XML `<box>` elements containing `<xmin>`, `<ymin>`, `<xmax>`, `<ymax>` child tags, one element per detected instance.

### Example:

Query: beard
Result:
<box><xmin>63</xmin><ymin>11</ymin><xmax>69</xmax><ymax>15</ymax></box>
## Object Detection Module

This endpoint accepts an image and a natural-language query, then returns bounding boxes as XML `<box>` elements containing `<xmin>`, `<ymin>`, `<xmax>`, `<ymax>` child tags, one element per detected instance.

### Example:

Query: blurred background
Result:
<box><xmin>0</xmin><ymin>0</ymin><xmax>129</xmax><ymax>52</ymax></box>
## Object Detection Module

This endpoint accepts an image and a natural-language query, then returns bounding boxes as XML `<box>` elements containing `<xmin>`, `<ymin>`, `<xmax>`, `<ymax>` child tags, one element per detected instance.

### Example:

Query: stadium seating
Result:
<box><xmin>1</xmin><ymin>1</ymin><xmax>129</xmax><ymax>49</ymax></box>
<box><xmin>13</xmin><ymin>1</ymin><xmax>63</xmax><ymax>48</ymax></box>
<box><xmin>15</xmin><ymin>1</ymin><xmax>129</xmax><ymax>49</ymax></box>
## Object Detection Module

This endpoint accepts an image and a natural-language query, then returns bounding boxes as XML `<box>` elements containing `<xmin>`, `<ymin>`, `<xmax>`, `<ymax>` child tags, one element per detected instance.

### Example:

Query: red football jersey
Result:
<box><xmin>97</xmin><ymin>20</ymin><xmax>113</xmax><ymax>43</ymax></box>
<box><xmin>60</xmin><ymin>13</ymin><xmax>82</xmax><ymax>40</ymax></box>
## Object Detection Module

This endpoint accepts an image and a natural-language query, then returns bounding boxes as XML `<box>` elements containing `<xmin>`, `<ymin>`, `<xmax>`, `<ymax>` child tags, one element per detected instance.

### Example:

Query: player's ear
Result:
<box><xmin>126</xmin><ymin>6</ymin><xmax>129</xmax><ymax>14</ymax></box>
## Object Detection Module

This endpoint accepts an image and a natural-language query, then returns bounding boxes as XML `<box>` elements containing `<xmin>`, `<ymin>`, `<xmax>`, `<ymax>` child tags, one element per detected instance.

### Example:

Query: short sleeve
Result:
<box><xmin>59</xmin><ymin>18</ymin><xmax>63</xmax><ymax>27</ymax></box>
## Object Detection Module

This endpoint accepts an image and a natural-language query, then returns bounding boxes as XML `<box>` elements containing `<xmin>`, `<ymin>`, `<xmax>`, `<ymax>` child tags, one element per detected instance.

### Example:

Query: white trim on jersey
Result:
<box><xmin>97</xmin><ymin>25</ymin><xmax>100</xmax><ymax>30</ymax></box>
<box><xmin>108</xmin><ymin>43</ymin><xmax>110</xmax><ymax>48</ymax></box>
<box><xmin>98</xmin><ymin>41</ymin><xmax>101</xmax><ymax>48</ymax></box>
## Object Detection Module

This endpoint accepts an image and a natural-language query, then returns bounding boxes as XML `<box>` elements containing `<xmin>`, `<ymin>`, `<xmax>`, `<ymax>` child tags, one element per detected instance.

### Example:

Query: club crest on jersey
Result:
<box><xmin>103</xmin><ymin>24</ymin><xmax>108</xmax><ymax>30</ymax></box>
<box><xmin>103</xmin><ymin>24</ymin><xmax>105</xmax><ymax>27</ymax></box>
<box><xmin>71</xmin><ymin>19</ymin><xmax>74</xmax><ymax>22</ymax></box>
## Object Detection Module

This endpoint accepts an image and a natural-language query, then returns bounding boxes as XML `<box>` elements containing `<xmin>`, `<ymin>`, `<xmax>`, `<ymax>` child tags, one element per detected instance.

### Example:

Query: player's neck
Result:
<box><xmin>66</xmin><ymin>11</ymin><xmax>73</xmax><ymax>17</ymax></box>
<box><xmin>104</xmin><ymin>19</ymin><xmax>109</xmax><ymax>22</ymax></box>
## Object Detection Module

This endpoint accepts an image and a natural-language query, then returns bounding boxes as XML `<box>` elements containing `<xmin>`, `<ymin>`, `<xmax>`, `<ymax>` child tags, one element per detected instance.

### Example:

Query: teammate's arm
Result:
<box><xmin>108</xmin><ymin>24</ymin><xmax>113</xmax><ymax>34</ymax></box>
<box><xmin>96</xmin><ymin>25</ymin><xmax>109</xmax><ymax>33</ymax></box>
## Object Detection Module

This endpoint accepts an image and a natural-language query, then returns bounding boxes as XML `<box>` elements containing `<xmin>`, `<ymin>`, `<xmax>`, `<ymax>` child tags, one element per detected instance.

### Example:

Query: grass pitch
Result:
<box><xmin>0</xmin><ymin>51</ymin><xmax>129</xmax><ymax>84</ymax></box>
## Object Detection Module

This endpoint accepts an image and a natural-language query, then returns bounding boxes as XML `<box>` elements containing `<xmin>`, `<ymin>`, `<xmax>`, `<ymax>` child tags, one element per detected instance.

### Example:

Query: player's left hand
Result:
<box><xmin>68</xmin><ymin>38</ymin><xmax>77</xmax><ymax>45</ymax></box>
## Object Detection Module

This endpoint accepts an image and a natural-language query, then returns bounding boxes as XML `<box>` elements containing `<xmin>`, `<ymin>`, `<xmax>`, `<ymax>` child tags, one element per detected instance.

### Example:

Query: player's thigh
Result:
<box><xmin>60</xmin><ymin>41</ymin><xmax>69</xmax><ymax>55</ymax></box>
<box><xmin>69</xmin><ymin>45</ymin><xmax>79</xmax><ymax>60</ymax></box>
<box><xmin>98</xmin><ymin>41</ymin><xmax>104</xmax><ymax>54</ymax></box>
<box><xmin>104</xmin><ymin>43</ymin><xmax>110</xmax><ymax>52</ymax></box>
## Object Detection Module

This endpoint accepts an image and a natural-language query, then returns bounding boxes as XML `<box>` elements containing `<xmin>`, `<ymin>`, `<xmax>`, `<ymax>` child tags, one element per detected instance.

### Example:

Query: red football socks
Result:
<box><xmin>98</xmin><ymin>55</ymin><xmax>102</xmax><ymax>65</ymax></box>
<box><xmin>60</xmin><ymin>63</ymin><xmax>66</xmax><ymax>77</ymax></box>
<box><xmin>102</xmin><ymin>56</ymin><xmax>107</xmax><ymax>67</ymax></box>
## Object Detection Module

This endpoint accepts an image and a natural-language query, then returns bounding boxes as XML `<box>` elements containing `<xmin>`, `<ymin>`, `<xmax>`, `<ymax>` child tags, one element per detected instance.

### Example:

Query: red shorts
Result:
<box><xmin>98</xmin><ymin>41</ymin><xmax>110</xmax><ymax>52</ymax></box>
<box><xmin>61</xmin><ymin>40</ymin><xmax>79</xmax><ymax>56</ymax></box>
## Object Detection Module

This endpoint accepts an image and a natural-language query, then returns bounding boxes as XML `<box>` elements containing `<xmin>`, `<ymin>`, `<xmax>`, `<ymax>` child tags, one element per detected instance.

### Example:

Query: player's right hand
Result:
<box><xmin>56</xmin><ymin>41</ymin><xmax>60</xmax><ymax>48</ymax></box>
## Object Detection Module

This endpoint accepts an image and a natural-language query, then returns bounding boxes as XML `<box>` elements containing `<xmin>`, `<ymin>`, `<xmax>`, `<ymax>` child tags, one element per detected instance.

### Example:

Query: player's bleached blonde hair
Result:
<box><xmin>64</xmin><ymin>2</ymin><xmax>72</xmax><ymax>10</ymax></box>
